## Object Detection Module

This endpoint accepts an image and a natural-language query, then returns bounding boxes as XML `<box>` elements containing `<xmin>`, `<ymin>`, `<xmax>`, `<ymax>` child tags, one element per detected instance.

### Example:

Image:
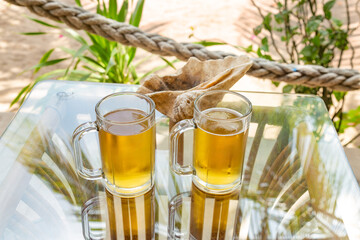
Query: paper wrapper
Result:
<box><xmin>137</xmin><ymin>55</ymin><xmax>253</xmax><ymax>123</ymax></box>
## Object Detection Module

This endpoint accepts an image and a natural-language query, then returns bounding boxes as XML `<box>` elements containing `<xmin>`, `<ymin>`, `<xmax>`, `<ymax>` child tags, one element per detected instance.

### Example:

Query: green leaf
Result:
<box><xmin>64</xmin><ymin>29</ymin><xmax>88</xmax><ymax>45</ymax></box>
<box><xmin>324</xmin><ymin>11</ymin><xmax>332</xmax><ymax>20</ymax></box>
<box><xmin>300</xmin><ymin>45</ymin><xmax>314</xmax><ymax>58</ymax></box>
<box><xmin>34</xmin><ymin>48</ymin><xmax>55</xmax><ymax>74</ymax></box>
<box><xmin>160</xmin><ymin>57</ymin><xmax>176</xmax><ymax>70</ymax></box>
<box><xmin>129</xmin><ymin>0</ymin><xmax>145</xmax><ymax>27</ymax></box>
<box><xmin>282</xmin><ymin>84</ymin><xmax>293</xmax><ymax>93</ymax></box>
<box><xmin>332</xmin><ymin>18</ymin><xmax>343</xmax><ymax>27</ymax></box>
<box><xmin>260</xmin><ymin>37</ymin><xmax>269</xmax><ymax>52</ymax></box>
<box><xmin>312</xmin><ymin>35</ymin><xmax>321</xmax><ymax>47</ymax></box>
<box><xmin>83</xmin><ymin>65</ymin><xmax>103</xmax><ymax>73</ymax></box>
<box><xmin>253</xmin><ymin>24</ymin><xmax>263</xmax><ymax>36</ymax></box>
<box><xmin>109</xmin><ymin>0</ymin><xmax>117</xmax><ymax>19</ymax></box>
<box><xmin>105</xmin><ymin>48</ymin><xmax>118</xmax><ymax>74</ymax></box>
<box><xmin>323</xmin><ymin>0</ymin><xmax>335</xmax><ymax>19</ymax></box>
<box><xmin>35</xmin><ymin>69</ymin><xmax>67</xmax><ymax>80</ymax></box>
<box><xmin>20</xmin><ymin>32</ymin><xmax>47</xmax><ymax>35</ymax></box>
<box><xmin>262</xmin><ymin>54</ymin><xmax>273</xmax><ymax>60</ymax></box>
<box><xmin>243</xmin><ymin>45</ymin><xmax>253</xmax><ymax>53</ymax></box>
<box><xmin>117</xmin><ymin>0</ymin><xmax>128</xmax><ymax>22</ymax></box>
<box><xmin>64</xmin><ymin>70</ymin><xmax>93</xmax><ymax>81</ymax></box>
<box><xmin>195</xmin><ymin>41</ymin><xmax>226</xmax><ymax>47</ymax></box>
<box><xmin>127</xmin><ymin>47</ymin><xmax>137</xmax><ymax>66</ymax></box>
<box><xmin>75</xmin><ymin>0</ymin><xmax>82</xmax><ymax>6</ymax></box>
<box><xmin>306</xmin><ymin>19</ymin><xmax>320</xmax><ymax>34</ymax></box>
<box><xmin>29</xmin><ymin>58</ymin><xmax>69</xmax><ymax>71</ymax></box>
<box><xmin>82</xmin><ymin>56</ymin><xmax>105</xmax><ymax>68</ymax></box>
<box><xmin>274</xmin><ymin>13</ymin><xmax>284</xmax><ymax>24</ymax></box>
<box><xmin>26</xmin><ymin>17</ymin><xmax>60</xmax><ymax>28</ymax></box>
<box><xmin>129</xmin><ymin>65</ymin><xmax>138</xmax><ymax>82</ymax></box>
<box><xmin>346</xmin><ymin>106</ymin><xmax>360</xmax><ymax>118</ymax></box>
<box><xmin>96</xmin><ymin>0</ymin><xmax>102</xmax><ymax>14</ymax></box>
<box><xmin>60</xmin><ymin>47</ymin><xmax>76</xmax><ymax>56</ymax></box>
<box><xmin>272</xmin><ymin>81</ymin><xmax>280</xmax><ymax>87</ymax></box>
<box><xmin>333</xmin><ymin>91</ymin><xmax>346</xmax><ymax>101</ymax></box>
<box><xmin>10</xmin><ymin>84</ymin><xmax>30</xmax><ymax>107</ymax></box>
<box><xmin>263</xmin><ymin>13</ymin><xmax>272</xmax><ymax>31</ymax></box>
<box><xmin>297</xmin><ymin>0</ymin><xmax>307</xmax><ymax>6</ymax></box>
<box><xmin>64</xmin><ymin>45</ymin><xmax>89</xmax><ymax>76</ymax></box>
<box><xmin>87</xmin><ymin>33</ymin><xmax>101</xmax><ymax>46</ymax></box>
<box><xmin>73</xmin><ymin>45</ymin><xmax>89</xmax><ymax>59</ymax></box>
<box><xmin>79</xmin><ymin>73</ymin><xmax>92</xmax><ymax>81</ymax></box>
<box><xmin>102</xmin><ymin>0</ymin><xmax>108</xmax><ymax>16</ymax></box>
<box><xmin>336</xmin><ymin>106</ymin><xmax>360</xmax><ymax>133</ymax></box>
<box><xmin>290</xmin><ymin>25</ymin><xmax>299</xmax><ymax>32</ymax></box>
<box><xmin>324</xmin><ymin>1</ymin><xmax>336</xmax><ymax>13</ymax></box>
<box><xmin>89</xmin><ymin>44</ymin><xmax>109</xmax><ymax>64</ymax></box>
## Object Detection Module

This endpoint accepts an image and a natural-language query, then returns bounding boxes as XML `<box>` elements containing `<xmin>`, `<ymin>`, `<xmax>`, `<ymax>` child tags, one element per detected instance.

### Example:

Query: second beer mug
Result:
<box><xmin>170</xmin><ymin>90</ymin><xmax>252</xmax><ymax>194</ymax></box>
<box><xmin>72</xmin><ymin>92</ymin><xmax>156</xmax><ymax>196</ymax></box>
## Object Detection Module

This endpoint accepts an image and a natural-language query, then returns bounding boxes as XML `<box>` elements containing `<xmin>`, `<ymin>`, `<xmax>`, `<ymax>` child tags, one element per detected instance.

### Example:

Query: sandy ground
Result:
<box><xmin>0</xmin><ymin>0</ymin><xmax>359</xmax><ymax>146</ymax></box>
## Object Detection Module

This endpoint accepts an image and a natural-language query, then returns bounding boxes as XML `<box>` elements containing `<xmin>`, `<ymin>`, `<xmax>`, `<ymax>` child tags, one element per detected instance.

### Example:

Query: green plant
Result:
<box><xmin>245</xmin><ymin>0</ymin><xmax>360</xmax><ymax>146</ymax></box>
<box><xmin>14</xmin><ymin>0</ymin><xmax>175</xmax><ymax>106</ymax></box>
<box><xmin>337</xmin><ymin>106</ymin><xmax>360</xmax><ymax>146</ymax></box>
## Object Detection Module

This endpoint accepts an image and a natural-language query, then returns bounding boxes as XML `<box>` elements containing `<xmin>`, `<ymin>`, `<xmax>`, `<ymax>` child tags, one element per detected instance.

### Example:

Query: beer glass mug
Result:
<box><xmin>170</xmin><ymin>90</ymin><xmax>252</xmax><ymax>194</ymax></box>
<box><xmin>82</xmin><ymin>187</ymin><xmax>155</xmax><ymax>240</ymax></box>
<box><xmin>168</xmin><ymin>183</ymin><xmax>241</xmax><ymax>240</ymax></box>
<box><xmin>72</xmin><ymin>92</ymin><xmax>156</xmax><ymax>196</ymax></box>
<box><xmin>106</xmin><ymin>188</ymin><xmax>155</xmax><ymax>240</ymax></box>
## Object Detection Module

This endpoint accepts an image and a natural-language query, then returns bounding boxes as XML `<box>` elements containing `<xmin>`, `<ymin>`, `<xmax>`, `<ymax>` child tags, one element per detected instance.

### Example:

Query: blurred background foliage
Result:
<box><xmin>246</xmin><ymin>0</ymin><xmax>360</xmax><ymax>147</ymax></box>
<box><xmin>193</xmin><ymin>0</ymin><xmax>360</xmax><ymax>147</ymax></box>
<box><xmin>14</xmin><ymin>0</ymin><xmax>175</xmax><ymax>107</ymax></box>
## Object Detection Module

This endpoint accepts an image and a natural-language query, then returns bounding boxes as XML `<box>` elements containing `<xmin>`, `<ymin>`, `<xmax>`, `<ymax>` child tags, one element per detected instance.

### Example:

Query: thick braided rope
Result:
<box><xmin>5</xmin><ymin>0</ymin><xmax>360</xmax><ymax>91</ymax></box>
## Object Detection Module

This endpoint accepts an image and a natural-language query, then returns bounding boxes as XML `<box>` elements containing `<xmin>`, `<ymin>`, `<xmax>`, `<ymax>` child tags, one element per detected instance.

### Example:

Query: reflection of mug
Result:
<box><xmin>106</xmin><ymin>187</ymin><xmax>155</xmax><ymax>239</ymax></box>
<box><xmin>82</xmin><ymin>187</ymin><xmax>155</xmax><ymax>240</ymax></box>
<box><xmin>169</xmin><ymin>182</ymin><xmax>240</xmax><ymax>239</ymax></box>
<box><xmin>72</xmin><ymin>92</ymin><xmax>156</xmax><ymax>196</ymax></box>
<box><xmin>170</xmin><ymin>90</ymin><xmax>252</xmax><ymax>193</ymax></box>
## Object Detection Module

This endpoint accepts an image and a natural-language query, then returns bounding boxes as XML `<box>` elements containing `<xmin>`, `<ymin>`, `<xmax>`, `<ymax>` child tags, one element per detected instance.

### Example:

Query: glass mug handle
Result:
<box><xmin>168</xmin><ymin>192</ymin><xmax>191</xmax><ymax>239</ymax></box>
<box><xmin>72</xmin><ymin>122</ymin><xmax>102</xmax><ymax>180</ymax></box>
<box><xmin>170</xmin><ymin>119</ymin><xmax>195</xmax><ymax>175</ymax></box>
<box><xmin>82</xmin><ymin>196</ymin><xmax>106</xmax><ymax>240</ymax></box>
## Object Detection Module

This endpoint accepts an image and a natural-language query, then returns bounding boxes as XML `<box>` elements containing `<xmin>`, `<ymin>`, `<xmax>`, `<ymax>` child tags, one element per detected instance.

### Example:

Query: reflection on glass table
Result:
<box><xmin>82</xmin><ymin>187</ymin><xmax>155</xmax><ymax>240</ymax></box>
<box><xmin>0</xmin><ymin>80</ymin><xmax>359</xmax><ymax>240</ymax></box>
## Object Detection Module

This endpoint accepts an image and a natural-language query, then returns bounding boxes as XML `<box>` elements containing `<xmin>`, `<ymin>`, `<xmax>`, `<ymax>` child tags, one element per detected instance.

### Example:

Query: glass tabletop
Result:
<box><xmin>0</xmin><ymin>80</ymin><xmax>359</xmax><ymax>240</ymax></box>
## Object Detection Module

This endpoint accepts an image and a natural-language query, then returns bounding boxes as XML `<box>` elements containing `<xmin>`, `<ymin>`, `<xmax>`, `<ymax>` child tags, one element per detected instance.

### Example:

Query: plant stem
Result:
<box><xmin>332</xmin><ymin>95</ymin><xmax>346</xmax><ymax>122</ymax></box>
<box><xmin>250</xmin><ymin>0</ymin><xmax>287</xmax><ymax>62</ymax></box>
<box><xmin>283</xmin><ymin>0</ymin><xmax>292</xmax><ymax>62</ymax></box>
<box><xmin>336</xmin><ymin>110</ymin><xmax>344</xmax><ymax>133</ymax></box>
<box><xmin>348</xmin><ymin>0</ymin><xmax>360</xmax><ymax>69</ymax></box>
<box><xmin>337</xmin><ymin>0</ymin><xmax>351</xmax><ymax>68</ymax></box>
<box><xmin>308</xmin><ymin>0</ymin><xmax>316</xmax><ymax>16</ymax></box>
<box><xmin>345</xmin><ymin>0</ymin><xmax>351</xmax><ymax>32</ymax></box>
<box><xmin>344</xmin><ymin>133</ymin><xmax>360</xmax><ymax>147</ymax></box>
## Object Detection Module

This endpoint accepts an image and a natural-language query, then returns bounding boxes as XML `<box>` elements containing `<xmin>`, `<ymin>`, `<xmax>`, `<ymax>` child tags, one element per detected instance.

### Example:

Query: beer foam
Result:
<box><xmin>199</xmin><ymin>108</ymin><xmax>244</xmax><ymax>135</ymax></box>
<box><xmin>202</xmin><ymin>107</ymin><xmax>242</xmax><ymax>120</ymax></box>
<box><xmin>104</xmin><ymin>109</ymin><xmax>150</xmax><ymax>135</ymax></box>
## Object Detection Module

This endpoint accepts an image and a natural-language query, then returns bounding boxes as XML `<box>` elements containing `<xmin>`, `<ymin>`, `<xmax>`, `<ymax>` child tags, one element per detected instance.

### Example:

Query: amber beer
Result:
<box><xmin>106</xmin><ymin>187</ymin><xmax>155</xmax><ymax>240</ymax></box>
<box><xmin>99</xmin><ymin>109</ymin><xmax>155</xmax><ymax>193</ymax></box>
<box><xmin>193</xmin><ymin>108</ymin><xmax>248</xmax><ymax>189</ymax></box>
<box><xmin>190</xmin><ymin>183</ymin><xmax>240</xmax><ymax>240</ymax></box>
